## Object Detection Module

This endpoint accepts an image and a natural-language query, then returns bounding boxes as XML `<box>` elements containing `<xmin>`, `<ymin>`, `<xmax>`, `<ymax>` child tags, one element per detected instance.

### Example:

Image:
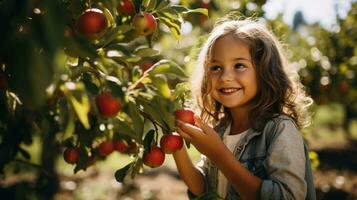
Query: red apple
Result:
<box><xmin>98</xmin><ymin>141</ymin><xmax>114</xmax><ymax>156</ymax></box>
<box><xmin>77</xmin><ymin>8</ymin><xmax>108</xmax><ymax>40</ymax></box>
<box><xmin>114</xmin><ymin>139</ymin><xmax>128</xmax><ymax>153</ymax></box>
<box><xmin>143</xmin><ymin>146</ymin><xmax>165</xmax><ymax>168</ymax></box>
<box><xmin>132</xmin><ymin>12</ymin><xmax>157</xmax><ymax>36</ymax></box>
<box><xmin>96</xmin><ymin>91</ymin><xmax>121</xmax><ymax>118</ymax></box>
<box><xmin>160</xmin><ymin>134</ymin><xmax>183</xmax><ymax>154</ymax></box>
<box><xmin>63</xmin><ymin>147</ymin><xmax>79</xmax><ymax>164</ymax></box>
<box><xmin>117</xmin><ymin>0</ymin><xmax>135</xmax><ymax>15</ymax></box>
<box><xmin>174</xmin><ymin>109</ymin><xmax>195</xmax><ymax>125</ymax></box>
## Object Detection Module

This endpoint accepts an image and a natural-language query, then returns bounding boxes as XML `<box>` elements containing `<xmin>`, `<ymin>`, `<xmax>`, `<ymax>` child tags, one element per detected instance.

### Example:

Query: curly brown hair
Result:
<box><xmin>190</xmin><ymin>19</ymin><xmax>313</xmax><ymax>131</ymax></box>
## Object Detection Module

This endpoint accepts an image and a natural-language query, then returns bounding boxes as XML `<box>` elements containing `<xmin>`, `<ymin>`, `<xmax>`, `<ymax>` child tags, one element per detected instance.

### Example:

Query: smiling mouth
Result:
<box><xmin>219</xmin><ymin>88</ymin><xmax>241</xmax><ymax>94</ymax></box>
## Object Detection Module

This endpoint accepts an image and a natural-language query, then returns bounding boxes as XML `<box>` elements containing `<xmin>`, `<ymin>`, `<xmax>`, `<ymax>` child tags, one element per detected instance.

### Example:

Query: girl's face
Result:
<box><xmin>207</xmin><ymin>34</ymin><xmax>258</xmax><ymax>111</ymax></box>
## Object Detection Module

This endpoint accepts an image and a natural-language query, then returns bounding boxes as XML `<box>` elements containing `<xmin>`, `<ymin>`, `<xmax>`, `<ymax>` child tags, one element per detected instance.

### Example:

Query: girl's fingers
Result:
<box><xmin>175</xmin><ymin>127</ymin><xmax>192</xmax><ymax>142</ymax></box>
<box><xmin>176</xmin><ymin>119</ymin><xmax>204</xmax><ymax>137</ymax></box>
<box><xmin>193</xmin><ymin>115</ymin><xmax>216</xmax><ymax>136</ymax></box>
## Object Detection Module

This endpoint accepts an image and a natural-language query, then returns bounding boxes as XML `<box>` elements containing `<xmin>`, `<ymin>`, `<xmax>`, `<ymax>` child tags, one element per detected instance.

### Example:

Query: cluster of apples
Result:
<box><xmin>65</xmin><ymin>89</ymin><xmax>196</xmax><ymax>169</ymax></box>
<box><xmin>63</xmin><ymin>139</ymin><xmax>138</xmax><ymax>165</ymax></box>
<box><xmin>76</xmin><ymin>0</ymin><xmax>157</xmax><ymax>40</ymax></box>
<box><xmin>142</xmin><ymin>109</ymin><xmax>195</xmax><ymax>168</ymax></box>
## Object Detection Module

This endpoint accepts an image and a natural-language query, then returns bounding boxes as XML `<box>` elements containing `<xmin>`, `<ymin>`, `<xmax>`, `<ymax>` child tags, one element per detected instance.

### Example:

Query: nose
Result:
<box><xmin>220</xmin><ymin>68</ymin><xmax>234</xmax><ymax>82</ymax></box>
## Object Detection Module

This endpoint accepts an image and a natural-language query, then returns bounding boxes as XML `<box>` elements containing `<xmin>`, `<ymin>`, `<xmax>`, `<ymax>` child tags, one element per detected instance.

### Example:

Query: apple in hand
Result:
<box><xmin>63</xmin><ymin>147</ymin><xmax>79</xmax><ymax>164</ymax></box>
<box><xmin>117</xmin><ymin>0</ymin><xmax>135</xmax><ymax>15</ymax></box>
<box><xmin>96</xmin><ymin>91</ymin><xmax>121</xmax><ymax>118</ymax></box>
<box><xmin>98</xmin><ymin>141</ymin><xmax>114</xmax><ymax>156</ymax></box>
<box><xmin>160</xmin><ymin>134</ymin><xmax>183</xmax><ymax>154</ymax></box>
<box><xmin>143</xmin><ymin>146</ymin><xmax>165</xmax><ymax>168</ymax></box>
<box><xmin>77</xmin><ymin>8</ymin><xmax>108</xmax><ymax>40</ymax></box>
<box><xmin>132</xmin><ymin>12</ymin><xmax>157</xmax><ymax>36</ymax></box>
<box><xmin>174</xmin><ymin>109</ymin><xmax>195</xmax><ymax>125</ymax></box>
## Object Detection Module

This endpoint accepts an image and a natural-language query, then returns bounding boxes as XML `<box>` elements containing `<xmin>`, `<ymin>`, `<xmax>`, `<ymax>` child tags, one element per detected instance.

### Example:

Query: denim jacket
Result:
<box><xmin>188</xmin><ymin>115</ymin><xmax>316</xmax><ymax>200</ymax></box>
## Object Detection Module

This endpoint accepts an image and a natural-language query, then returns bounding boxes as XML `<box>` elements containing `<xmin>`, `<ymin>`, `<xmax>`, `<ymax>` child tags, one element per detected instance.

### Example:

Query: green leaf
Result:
<box><xmin>143</xmin><ymin>129</ymin><xmax>155</xmax><ymax>151</ymax></box>
<box><xmin>128</xmin><ymin>101</ymin><xmax>144</xmax><ymax>141</ymax></box>
<box><xmin>151</xmin><ymin>75</ymin><xmax>171</xmax><ymax>99</ymax></box>
<box><xmin>63</xmin><ymin>109</ymin><xmax>76</xmax><ymax>139</ymax></box>
<box><xmin>74</xmin><ymin>144</ymin><xmax>89</xmax><ymax>173</ymax></box>
<box><xmin>115</xmin><ymin>162</ymin><xmax>134</xmax><ymax>183</ymax></box>
<box><xmin>134</xmin><ymin>47</ymin><xmax>159</xmax><ymax>57</ymax></box>
<box><xmin>144</xmin><ymin>0</ymin><xmax>157</xmax><ymax>11</ymax></box>
<box><xmin>157</xmin><ymin>15</ymin><xmax>181</xmax><ymax>40</ymax></box>
<box><xmin>18</xmin><ymin>147</ymin><xmax>31</xmax><ymax>160</ymax></box>
<box><xmin>153</xmin><ymin>96</ymin><xmax>175</xmax><ymax>132</ymax></box>
<box><xmin>173</xmin><ymin>82</ymin><xmax>191</xmax><ymax>99</ymax></box>
<box><xmin>62</xmin><ymin>137</ymin><xmax>75</xmax><ymax>147</ymax></box>
<box><xmin>64</xmin><ymin>37</ymin><xmax>97</xmax><ymax>58</ymax></box>
<box><xmin>170</xmin><ymin>5</ymin><xmax>208</xmax><ymax>16</ymax></box>
<box><xmin>68</xmin><ymin>93</ymin><xmax>90</xmax><ymax>129</ymax></box>
<box><xmin>113</xmin><ymin>118</ymin><xmax>137</xmax><ymax>139</ymax></box>
<box><xmin>136</xmin><ymin>97</ymin><xmax>165</xmax><ymax>128</ymax></box>
<box><xmin>156</xmin><ymin>1</ymin><xmax>170</xmax><ymax>11</ymax></box>
<box><xmin>132</xmin><ymin>66</ymin><xmax>141</xmax><ymax>82</ymax></box>
<box><xmin>106</xmin><ymin>78</ymin><xmax>125</xmax><ymax>99</ymax></box>
<box><xmin>149</xmin><ymin>59</ymin><xmax>187</xmax><ymax>78</ymax></box>
<box><xmin>105</xmin><ymin>42</ymin><xmax>132</xmax><ymax>56</ymax></box>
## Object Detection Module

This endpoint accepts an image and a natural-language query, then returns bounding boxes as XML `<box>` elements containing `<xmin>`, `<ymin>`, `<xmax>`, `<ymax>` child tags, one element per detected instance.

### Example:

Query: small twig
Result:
<box><xmin>139</xmin><ymin>110</ymin><xmax>162</xmax><ymax>131</ymax></box>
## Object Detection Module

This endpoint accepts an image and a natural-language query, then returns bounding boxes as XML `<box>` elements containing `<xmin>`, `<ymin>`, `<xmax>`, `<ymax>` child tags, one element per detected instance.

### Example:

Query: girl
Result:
<box><xmin>173</xmin><ymin>19</ymin><xmax>316</xmax><ymax>200</ymax></box>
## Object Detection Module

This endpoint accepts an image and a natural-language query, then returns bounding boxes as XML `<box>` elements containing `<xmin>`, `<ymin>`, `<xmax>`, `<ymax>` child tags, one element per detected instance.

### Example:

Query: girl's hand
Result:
<box><xmin>175</xmin><ymin>115</ymin><xmax>226</xmax><ymax>159</ymax></box>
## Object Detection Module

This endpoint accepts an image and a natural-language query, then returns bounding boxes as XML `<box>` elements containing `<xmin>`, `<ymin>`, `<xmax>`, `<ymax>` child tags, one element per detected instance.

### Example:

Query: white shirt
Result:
<box><xmin>217</xmin><ymin>123</ymin><xmax>249</xmax><ymax>198</ymax></box>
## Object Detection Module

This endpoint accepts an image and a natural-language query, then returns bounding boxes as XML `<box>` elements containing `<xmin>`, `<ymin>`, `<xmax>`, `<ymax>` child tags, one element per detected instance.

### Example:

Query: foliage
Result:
<box><xmin>0</xmin><ymin>0</ymin><xmax>208</xmax><ymax>195</ymax></box>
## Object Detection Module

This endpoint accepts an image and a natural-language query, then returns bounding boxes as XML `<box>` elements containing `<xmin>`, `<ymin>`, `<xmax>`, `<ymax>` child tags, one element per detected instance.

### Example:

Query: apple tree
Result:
<box><xmin>277</xmin><ymin>2</ymin><xmax>357</xmax><ymax>138</ymax></box>
<box><xmin>0</xmin><ymin>0</ymin><xmax>207</xmax><ymax>198</ymax></box>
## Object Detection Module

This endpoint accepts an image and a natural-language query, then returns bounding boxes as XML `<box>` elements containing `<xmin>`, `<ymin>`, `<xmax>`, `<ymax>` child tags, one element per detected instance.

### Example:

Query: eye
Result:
<box><xmin>234</xmin><ymin>63</ymin><xmax>246</xmax><ymax>71</ymax></box>
<box><xmin>209</xmin><ymin>65</ymin><xmax>222</xmax><ymax>72</ymax></box>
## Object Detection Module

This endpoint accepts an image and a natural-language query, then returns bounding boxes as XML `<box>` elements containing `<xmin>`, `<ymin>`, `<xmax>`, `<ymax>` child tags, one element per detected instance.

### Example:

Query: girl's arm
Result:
<box><xmin>176</xmin><ymin>117</ymin><xmax>262</xmax><ymax>200</ymax></box>
<box><xmin>172</xmin><ymin>145</ymin><xmax>206</xmax><ymax>196</ymax></box>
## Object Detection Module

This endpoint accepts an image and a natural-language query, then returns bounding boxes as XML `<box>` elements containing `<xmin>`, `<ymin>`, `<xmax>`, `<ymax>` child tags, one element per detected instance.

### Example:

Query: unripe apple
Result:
<box><xmin>174</xmin><ymin>109</ymin><xmax>195</xmax><ymax>125</ymax></box>
<box><xmin>117</xmin><ymin>0</ymin><xmax>135</xmax><ymax>15</ymax></box>
<box><xmin>114</xmin><ymin>139</ymin><xmax>128</xmax><ymax>153</ymax></box>
<box><xmin>63</xmin><ymin>147</ymin><xmax>79</xmax><ymax>164</ymax></box>
<box><xmin>143</xmin><ymin>146</ymin><xmax>165</xmax><ymax>168</ymax></box>
<box><xmin>77</xmin><ymin>8</ymin><xmax>108</xmax><ymax>40</ymax></box>
<box><xmin>160</xmin><ymin>134</ymin><xmax>183</xmax><ymax>154</ymax></box>
<box><xmin>98</xmin><ymin>141</ymin><xmax>114</xmax><ymax>156</ymax></box>
<box><xmin>96</xmin><ymin>91</ymin><xmax>121</xmax><ymax>118</ymax></box>
<box><xmin>132</xmin><ymin>12</ymin><xmax>157</xmax><ymax>36</ymax></box>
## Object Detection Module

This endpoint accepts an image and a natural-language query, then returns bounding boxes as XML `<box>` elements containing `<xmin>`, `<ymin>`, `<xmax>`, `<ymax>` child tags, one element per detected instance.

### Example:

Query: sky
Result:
<box><xmin>263</xmin><ymin>0</ymin><xmax>354</xmax><ymax>28</ymax></box>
